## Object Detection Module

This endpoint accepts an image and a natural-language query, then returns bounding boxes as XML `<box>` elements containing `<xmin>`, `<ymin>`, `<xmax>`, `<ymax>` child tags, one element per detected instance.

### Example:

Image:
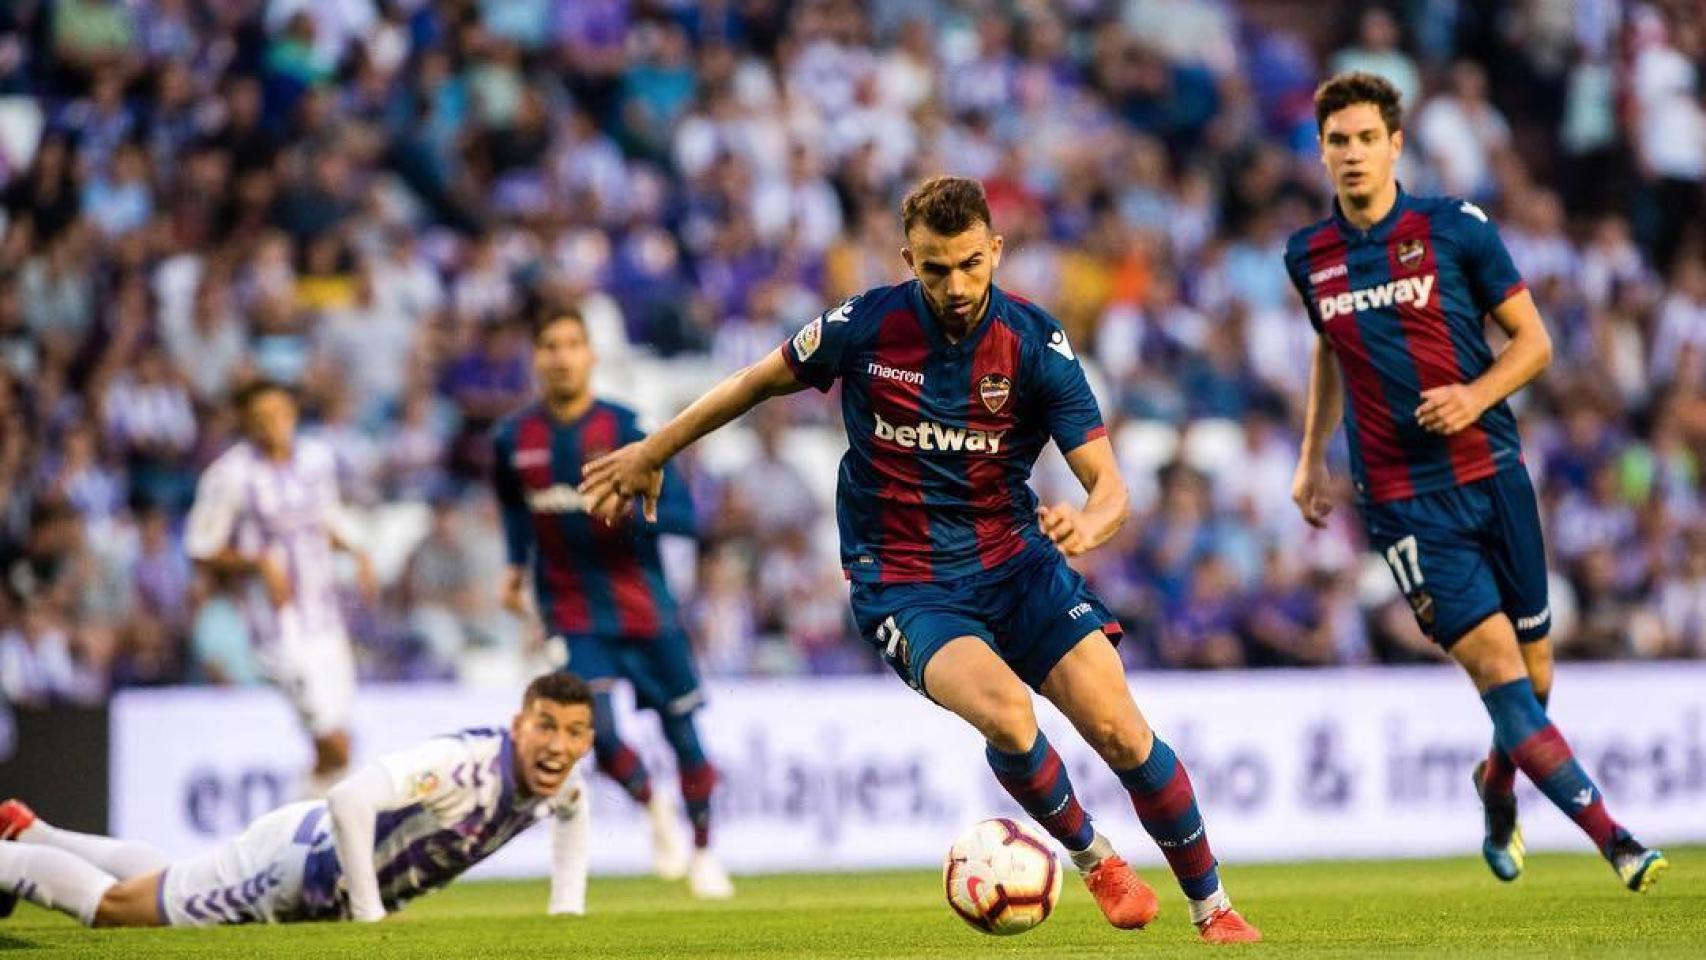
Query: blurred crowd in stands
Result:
<box><xmin>1</xmin><ymin>0</ymin><xmax>1703</xmax><ymax>705</ymax></box>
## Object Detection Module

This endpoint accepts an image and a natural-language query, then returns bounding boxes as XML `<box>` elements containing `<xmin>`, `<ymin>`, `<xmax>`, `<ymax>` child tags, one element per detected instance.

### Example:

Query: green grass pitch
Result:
<box><xmin>3</xmin><ymin>847</ymin><xmax>1699</xmax><ymax>958</ymax></box>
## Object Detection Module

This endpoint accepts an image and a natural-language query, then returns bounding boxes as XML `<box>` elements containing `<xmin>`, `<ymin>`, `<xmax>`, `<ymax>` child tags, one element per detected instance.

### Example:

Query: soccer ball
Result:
<box><xmin>942</xmin><ymin>817</ymin><xmax>1062</xmax><ymax>935</ymax></box>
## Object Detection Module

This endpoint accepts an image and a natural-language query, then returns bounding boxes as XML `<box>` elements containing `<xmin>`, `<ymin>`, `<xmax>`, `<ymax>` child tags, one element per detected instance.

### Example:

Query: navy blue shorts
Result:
<box><xmin>1362</xmin><ymin>466</ymin><xmax>1552</xmax><ymax>649</ymax></box>
<box><xmin>556</xmin><ymin>631</ymin><xmax>704</xmax><ymax>717</ymax></box>
<box><xmin>849</xmin><ymin>546</ymin><xmax>1123</xmax><ymax>699</ymax></box>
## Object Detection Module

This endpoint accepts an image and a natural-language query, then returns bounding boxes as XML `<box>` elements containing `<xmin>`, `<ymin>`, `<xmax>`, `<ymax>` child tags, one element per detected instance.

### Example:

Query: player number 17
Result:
<box><xmin>1383</xmin><ymin>535</ymin><xmax>1425</xmax><ymax>594</ymax></box>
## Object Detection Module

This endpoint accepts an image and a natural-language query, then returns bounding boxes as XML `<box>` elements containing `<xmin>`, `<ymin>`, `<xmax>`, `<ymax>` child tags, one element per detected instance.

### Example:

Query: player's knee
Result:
<box><xmin>1082</xmin><ymin>712</ymin><xmax>1153</xmax><ymax>769</ymax></box>
<box><xmin>92</xmin><ymin>876</ymin><xmax>162</xmax><ymax>928</ymax></box>
<box><xmin>973</xmin><ymin>685</ymin><xmax>1037</xmax><ymax>753</ymax></box>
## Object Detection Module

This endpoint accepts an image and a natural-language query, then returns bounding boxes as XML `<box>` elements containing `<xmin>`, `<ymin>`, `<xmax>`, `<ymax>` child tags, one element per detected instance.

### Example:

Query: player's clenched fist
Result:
<box><xmin>1036</xmin><ymin>502</ymin><xmax>1097</xmax><ymax>557</ymax></box>
<box><xmin>579</xmin><ymin>441</ymin><xmax>665</xmax><ymax>523</ymax></box>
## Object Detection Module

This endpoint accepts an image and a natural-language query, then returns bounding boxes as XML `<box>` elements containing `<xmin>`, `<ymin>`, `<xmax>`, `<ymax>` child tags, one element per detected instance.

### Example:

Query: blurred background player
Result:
<box><xmin>183</xmin><ymin>380</ymin><xmax>376</xmax><ymax>798</ymax></box>
<box><xmin>0</xmin><ymin>671</ymin><xmax>594</xmax><ymax>926</ymax></box>
<box><xmin>1286</xmin><ymin>72</ymin><xmax>1667</xmax><ymax>892</ymax></box>
<box><xmin>581</xmin><ymin>177</ymin><xmax>1259</xmax><ymax>944</ymax></box>
<box><xmin>492</xmin><ymin>309</ymin><xmax>731</xmax><ymax>899</ymax></box>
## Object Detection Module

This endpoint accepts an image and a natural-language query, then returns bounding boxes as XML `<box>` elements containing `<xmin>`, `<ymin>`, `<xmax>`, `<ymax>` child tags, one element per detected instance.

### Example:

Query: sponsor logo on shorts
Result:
<box><xmin>1516</xmin><ymin>608</ymin><xmax>1551</xmax><ymax>632</ymax></box>
<box><xmin>1066</xmin><ymin>602</ymin><xmax>1093</xmax><ymax>620</ymax></box>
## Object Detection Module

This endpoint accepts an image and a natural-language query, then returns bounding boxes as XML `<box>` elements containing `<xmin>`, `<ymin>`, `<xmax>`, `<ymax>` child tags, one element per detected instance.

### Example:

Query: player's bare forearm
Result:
<box><xmin>1418</xmin><ymin>290</ymin><xmax>1552</xmax><ymax>435</ymax></box>
<box><xmin>580</xmin><ymin>348</ymin><xmax>805</xmax><ymax>519</ymax></box>
<box><xmin>1299</xmin><ymin>337</ymin><xmax>1343</xmax><ymax>465</ymax></box>
<box><xmin>645</xmin><ymin>348</ymin><xmax>806</xmax><ymax>463</ymax></box>
<box><xmin>1041</xmin><ymin>437</ymin><xmax>1128</xmax><ymax>556</ymax></box>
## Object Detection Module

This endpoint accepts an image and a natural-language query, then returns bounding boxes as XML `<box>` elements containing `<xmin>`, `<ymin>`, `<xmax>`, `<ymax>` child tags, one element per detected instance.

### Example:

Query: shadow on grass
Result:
<box><xmin>0</xmin><ymin>934</ymin><xmax>34</xmax><ymax>951</ymax></box>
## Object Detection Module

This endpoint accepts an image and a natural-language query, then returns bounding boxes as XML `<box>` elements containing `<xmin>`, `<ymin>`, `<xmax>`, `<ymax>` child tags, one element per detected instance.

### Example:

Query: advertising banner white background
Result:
<box><xmin>111</xmin><ymin>664</ymin><xmax>1706</xmax><ymax>879</ymax></box>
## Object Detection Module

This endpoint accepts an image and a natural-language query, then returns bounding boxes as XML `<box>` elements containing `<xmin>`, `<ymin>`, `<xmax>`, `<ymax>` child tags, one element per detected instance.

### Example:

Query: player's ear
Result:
<box><xmin>900</xmin><ymin>245</ymin><xmax>915</xmax><ymax>272</ymax></box>
<box><xmin>1390</xmin><ymin>128</ymin><xmax>1403</xmax><ymax>158</ymax></box>
<box><xmin>988</xmin><ymin>232</ymin><xmax>1003</xmax><ymax>270</ymax></box>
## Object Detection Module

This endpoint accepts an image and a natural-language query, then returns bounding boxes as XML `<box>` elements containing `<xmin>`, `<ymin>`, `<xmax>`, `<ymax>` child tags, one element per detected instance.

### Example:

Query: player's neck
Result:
<box><xmin>1338</xmin><ymin>180</ymin><xmax>1400</xmax><ymax>231</ymax></box>
<box><xmin>257</xmin><ymin>441</ymin><xmax>293</xmax><ymax>462</ymax></box>
<box><xmin>544</xmin><ymin>391</ymin><xmax>594</xmax><ymax>423</ymax></box>
<box><xmin>938</xmin><ymin>294</ymin><xmax>991</xmax><ymax>344</ymax></box>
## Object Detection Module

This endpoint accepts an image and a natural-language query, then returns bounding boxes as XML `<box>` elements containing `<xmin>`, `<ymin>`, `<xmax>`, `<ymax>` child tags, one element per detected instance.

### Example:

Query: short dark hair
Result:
<box><xmin>531</xmin><ymin>308</ymin><xmax>587</xmax><ymax>343</ymax></box>
<box><xmin>522</xmin><ymin>671</ymin><xmax>593</xmax><ymax>709</ymax></box>
<box><xmin>233</xmin><ymin>378</ymin><xmax>293</xmax><ymax>413</ymax></box>
<box><xmin>901</xmin><ymin>176</ymin><xmax>992</xmax><ymax>236</ymax></box>
<box><xmin>1313</xmin><ymin>71</ymin><xmax>1403</xmax><ymax>135</ymax></box>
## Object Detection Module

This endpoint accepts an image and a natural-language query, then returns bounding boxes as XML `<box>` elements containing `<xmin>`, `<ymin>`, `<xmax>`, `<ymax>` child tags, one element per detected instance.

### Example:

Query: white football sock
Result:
<box><xmin>0</xmin><ymin>843</ymin><xmax>116</xmax><ymax>926</ymax></box>
<box><xmin>1188</xmin><ymin>883</ymin><xmax>1231</xmax><ymax>926</ymax></box>
<box><xmin>18</xmin><ymin>821</ymin><xmax>168</xmax><ymax>880</ymax></box>
<box><xmin>1068</xmin><ymin>832</ymin><xmax>1117</xmax><ymax>874</ymax></box>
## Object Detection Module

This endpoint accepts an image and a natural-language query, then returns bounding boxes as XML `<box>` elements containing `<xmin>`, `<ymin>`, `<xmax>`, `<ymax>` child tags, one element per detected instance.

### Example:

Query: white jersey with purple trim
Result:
<box><xmin>184</xmin><ymin>438</ymin><xmax>354</xmax><ymax>649</ymax></box>
<box><xmin>161</xmin><ymin>728</ymin><xmax>589</xmax><ymax>925</ymax></box>
<box><xmin>308</xmin><ymin>727</ymin><xmax>588</xmax><ymax>914</ymax></box>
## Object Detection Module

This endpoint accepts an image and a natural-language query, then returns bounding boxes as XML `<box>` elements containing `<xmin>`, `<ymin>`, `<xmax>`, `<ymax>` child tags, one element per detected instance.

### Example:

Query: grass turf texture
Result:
<box><xmin>1</xmin><ymin>847</ymin><xmax>1698</xmax><ymax>958</ymax></box>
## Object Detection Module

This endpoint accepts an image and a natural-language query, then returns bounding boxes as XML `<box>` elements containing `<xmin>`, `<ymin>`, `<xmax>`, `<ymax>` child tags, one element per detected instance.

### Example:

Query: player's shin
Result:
<box><xmin>984</xmin><ymin>731</ymin><xmax>1096</xmax><ymax>855</ymax></box>
<box><xmin>1482</xmin><ymin>678</ymin><xmax>1625</xmax><ymax>853</ymax></box>
<box><xmin>0</xmin><ymin>844</ymin><xmax>116</xmax><ymax>926</ymax></box>
<box><xmin>1114</xmin><ymin>737</ymin><xmax>1229</xmax><ymax>921</ymax></box>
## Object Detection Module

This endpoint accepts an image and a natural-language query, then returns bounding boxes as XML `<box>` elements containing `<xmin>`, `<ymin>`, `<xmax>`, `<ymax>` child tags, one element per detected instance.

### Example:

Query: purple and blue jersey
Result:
<box><xmin>781</xmin><ymin>281</ymin><xmax>1106</xmax><ymax>583</ymax></box>
<box><xmin>491</xmin><ymin>400</ymin><xmax>694</xmax><ymax>639</ymax></box>
<box><xmin>1283</xmin><ymin>187</ymin><xmax>1529</xmax><ymax>504</ymax></box>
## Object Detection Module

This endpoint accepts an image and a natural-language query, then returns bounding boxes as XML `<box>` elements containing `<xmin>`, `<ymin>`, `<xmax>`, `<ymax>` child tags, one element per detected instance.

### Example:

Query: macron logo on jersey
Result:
<box><xmin>527</xmin><ymin>485</ymin><xmax>588</xmax><ymax>513</ymax></box>
<box><xmin>867</xmin><ymin>362</ymin><xmax>924</xmax><ymax>386</ymax></box>
<box><xmin>1317</xmin><ymin>274</ymin><xmax>1435</xmax><ymax>322</ymax></box>
<box><xmin>874</xmin><ymin>412</ymin><xmax>1005</xmax><ymax>453</ymax></box>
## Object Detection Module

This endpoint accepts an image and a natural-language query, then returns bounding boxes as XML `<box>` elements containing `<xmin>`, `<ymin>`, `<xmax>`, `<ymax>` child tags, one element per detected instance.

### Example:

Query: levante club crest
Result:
<box><xmin>979</xmin><ymin>374</ymin><xmax>1011</xmax><ymax>413</ymax></box>
<box><xmin>1397</xmin><ymin>238</ymin><xmax>1426</xmax><ymax>269</ymax></box>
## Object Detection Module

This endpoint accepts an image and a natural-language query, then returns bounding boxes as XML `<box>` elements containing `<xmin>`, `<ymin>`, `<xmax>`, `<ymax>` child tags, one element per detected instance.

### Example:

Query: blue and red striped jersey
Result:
<box><xmin>490</xmin><ymin>400</ymin><xmax>694</xmax><ymax>639</ymax></box>
<box><xmin>1283</xmin><ymin>187</ymin><xmax>1528</xmax><ymax>504</ymax></box>
<box><xmin>782</xmin><ymin>281</ymin><xmax>1107</xmax><ymax>583</ymax></box>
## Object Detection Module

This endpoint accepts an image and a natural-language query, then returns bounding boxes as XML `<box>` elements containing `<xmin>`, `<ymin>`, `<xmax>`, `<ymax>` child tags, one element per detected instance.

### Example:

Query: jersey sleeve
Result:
<box><xmin>1451</xmin><ymin>199</ymin><xmax>1527</xmax><ymax>314</ymax></box>
<box><xmin>183</xmin><ymin>457</ymin><xmax>241</xmax><ymax>561</ymax></box>
<box><xmin>779</xmin><ymin>293</ymin><xmax>870</xmax><ymax>393</ymax></box>
<box><xmin>1032</xmin><ymin>327</ymin><xmax>1107</xmax><ymax>453</ymax></box>
<box><xmin>489</xmin><ymin>423</ymin><xmax>534</xmax><ymax>568</ymax></box>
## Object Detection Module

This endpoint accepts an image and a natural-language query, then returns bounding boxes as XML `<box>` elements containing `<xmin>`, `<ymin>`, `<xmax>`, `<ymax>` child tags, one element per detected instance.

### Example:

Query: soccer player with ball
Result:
<box><xmin>0</xmin><ymin>673</ymin><xmax>596</xmax><ymax>926</ymax></box>
<box><xmin>582</xmin><ymin>176</ymin><xmax>1260</xmax><ymax>943</ymax></box>
<box><xmin>1285</xmin><ymin>72</ymin><xmax>1666</xmax><ymax>891</ymax></box>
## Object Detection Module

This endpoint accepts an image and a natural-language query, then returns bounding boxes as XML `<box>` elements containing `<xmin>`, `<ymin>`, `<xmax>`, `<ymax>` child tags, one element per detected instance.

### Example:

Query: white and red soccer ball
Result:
<box><xmin>942</xmin><ymin>817</ymin><xmax>1062</xmax><ymax>935</ymax></box>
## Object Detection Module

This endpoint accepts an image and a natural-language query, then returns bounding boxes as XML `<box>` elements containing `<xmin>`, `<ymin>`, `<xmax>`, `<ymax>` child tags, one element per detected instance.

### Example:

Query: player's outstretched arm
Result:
<box><xmin>547</xmin><ymin>774</ymin><xmax>591</xmax><ymax>916</ymax></box>
<box><xmin>326</xmin><ymin>764</ymin><xmax>399</xmax><ymax>922</ymax></box>
<box><xmin>579</xmin><ymin>347</ymin><xmax>806</xmax><ymax>522</ymax></box>
<box><xmin>1292</xmin><ymin>336</ymin><xmax>1343</xmax><ymax>529</ymax></box>
<box><xmin>1415</xmin><ymin>289</ymin><xmax>1552</xmax><ymax>436</ymax></box>
<box><xmin>1037</xmin><ymin>437</ymin><xmax>1129</xmax><ymax>557</ymax></box>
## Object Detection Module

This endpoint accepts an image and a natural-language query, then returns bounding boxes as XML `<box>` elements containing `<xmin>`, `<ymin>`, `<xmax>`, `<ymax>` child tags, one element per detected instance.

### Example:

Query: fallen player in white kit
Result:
<box><xmin>0</xmin><ymin>672</ymin><xmax>595</xmax><ymax>926</ymax></box>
